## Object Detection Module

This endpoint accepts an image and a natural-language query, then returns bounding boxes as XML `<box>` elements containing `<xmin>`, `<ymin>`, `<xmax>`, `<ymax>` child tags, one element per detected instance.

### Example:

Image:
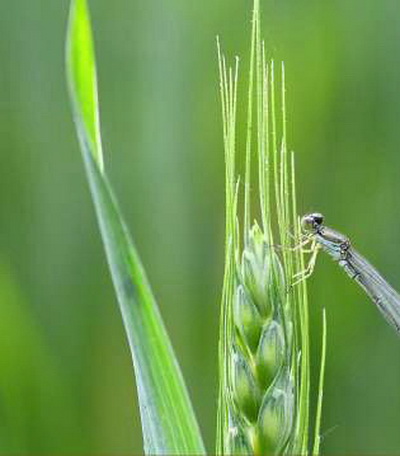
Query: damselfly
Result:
<box><xmin>300</xmin><ymin>212</ymin><xmax>400</xmax><ymax>333</ymax></box>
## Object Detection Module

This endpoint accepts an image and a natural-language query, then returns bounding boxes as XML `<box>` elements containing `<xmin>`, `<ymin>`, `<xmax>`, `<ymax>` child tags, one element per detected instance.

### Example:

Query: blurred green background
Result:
<box><xmin>1</xmin><ymin>0</ymin><xmax>400</xmax><ymax>453</ymax></box>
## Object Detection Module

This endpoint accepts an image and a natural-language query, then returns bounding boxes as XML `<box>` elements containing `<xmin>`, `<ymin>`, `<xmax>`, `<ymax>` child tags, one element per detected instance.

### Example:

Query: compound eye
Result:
<box><xmin>301</xmin><ymin>214</ymin><xmax>315</xmax><ymax>231</ymax></box>
<box><xmin>301</xmin><ymin>212</ymin><xmax>324</xmax><ymax>232</ymax></box>
<box><xmin>312</xmin><ymin>213</ymin><xmax>324</xmax><ymax>226</ymax></box>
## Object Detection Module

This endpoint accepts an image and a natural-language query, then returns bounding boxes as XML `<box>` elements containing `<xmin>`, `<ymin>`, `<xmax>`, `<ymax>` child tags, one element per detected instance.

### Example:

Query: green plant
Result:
<box><xmin>66</xmin><ymin>0</ymin><xmax>204</xmax><ymax>454</ymax></box>
<box><xmin>216</xmin><ymin>1</ymin><xmax>327</xmax><ymax>454</ymax></box>
<box><xmin>66</xmin><ymin>0</ymin><xmax>326</xmax><ymax>454</ymax></box>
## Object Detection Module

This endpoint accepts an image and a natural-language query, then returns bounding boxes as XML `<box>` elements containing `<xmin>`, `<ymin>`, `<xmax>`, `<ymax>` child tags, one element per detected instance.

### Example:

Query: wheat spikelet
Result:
<box><xmin>228</xmin><ymin>224</ymin><xmax>294</xmax><ymax>454</ymax></box>
<box><xmin>216</xmin><ymin>1</ymin><xmax>327</xmax><ymax>454</ymax></box>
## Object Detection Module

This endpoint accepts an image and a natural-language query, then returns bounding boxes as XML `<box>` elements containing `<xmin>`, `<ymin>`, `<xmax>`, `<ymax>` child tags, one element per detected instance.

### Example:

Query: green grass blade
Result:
<box><xmin>66</xmin><ymin>0</ymin><xmax>103</xmax><ymax>171</ymax></box>
<box><xmin>65</xmin><ymin>1</ymin><xmax>205</xmax><ymax>454</ymax></box>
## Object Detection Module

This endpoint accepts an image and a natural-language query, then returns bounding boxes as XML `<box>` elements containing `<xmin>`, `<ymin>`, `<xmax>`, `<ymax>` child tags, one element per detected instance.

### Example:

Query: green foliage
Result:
<box><xmin>66</xmin><ymin>0</ymin><xmax>205</xmax><ymax>453</ymax></box>
<box><xmin>2</xmin><ymin>0</ymin><xmax>400</xmax><ymax>452</ymax></box>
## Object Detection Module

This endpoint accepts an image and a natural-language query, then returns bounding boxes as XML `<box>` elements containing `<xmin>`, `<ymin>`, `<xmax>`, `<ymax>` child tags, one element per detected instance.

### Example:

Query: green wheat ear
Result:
<box><xmin>230</xmin><ymin>225</ymin><xmax>293</xmax><ymax>454</ymax></box>
<box><xmin>216</xmin><ymin>0</ymin><xmax>327</xmax><ymax>454</ymax></box>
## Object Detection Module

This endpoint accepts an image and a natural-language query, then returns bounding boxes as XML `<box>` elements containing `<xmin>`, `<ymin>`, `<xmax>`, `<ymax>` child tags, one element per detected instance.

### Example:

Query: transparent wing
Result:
<box><xmin>345</xmin><ymin>249</ymin><xmax>400</xmax><ymax>333</ymax></box>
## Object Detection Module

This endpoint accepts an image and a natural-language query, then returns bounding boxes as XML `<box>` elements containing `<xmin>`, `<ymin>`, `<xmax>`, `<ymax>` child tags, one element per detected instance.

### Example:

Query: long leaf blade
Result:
<box><xmin>66</xmin><ymin>1</ymin><xmax>205</xmax><ymax>454</ymax></box>
<box><xmin>66</xmin><ymin>0</ymin><xmax>103</xmax><ymax>170</ymax></box>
